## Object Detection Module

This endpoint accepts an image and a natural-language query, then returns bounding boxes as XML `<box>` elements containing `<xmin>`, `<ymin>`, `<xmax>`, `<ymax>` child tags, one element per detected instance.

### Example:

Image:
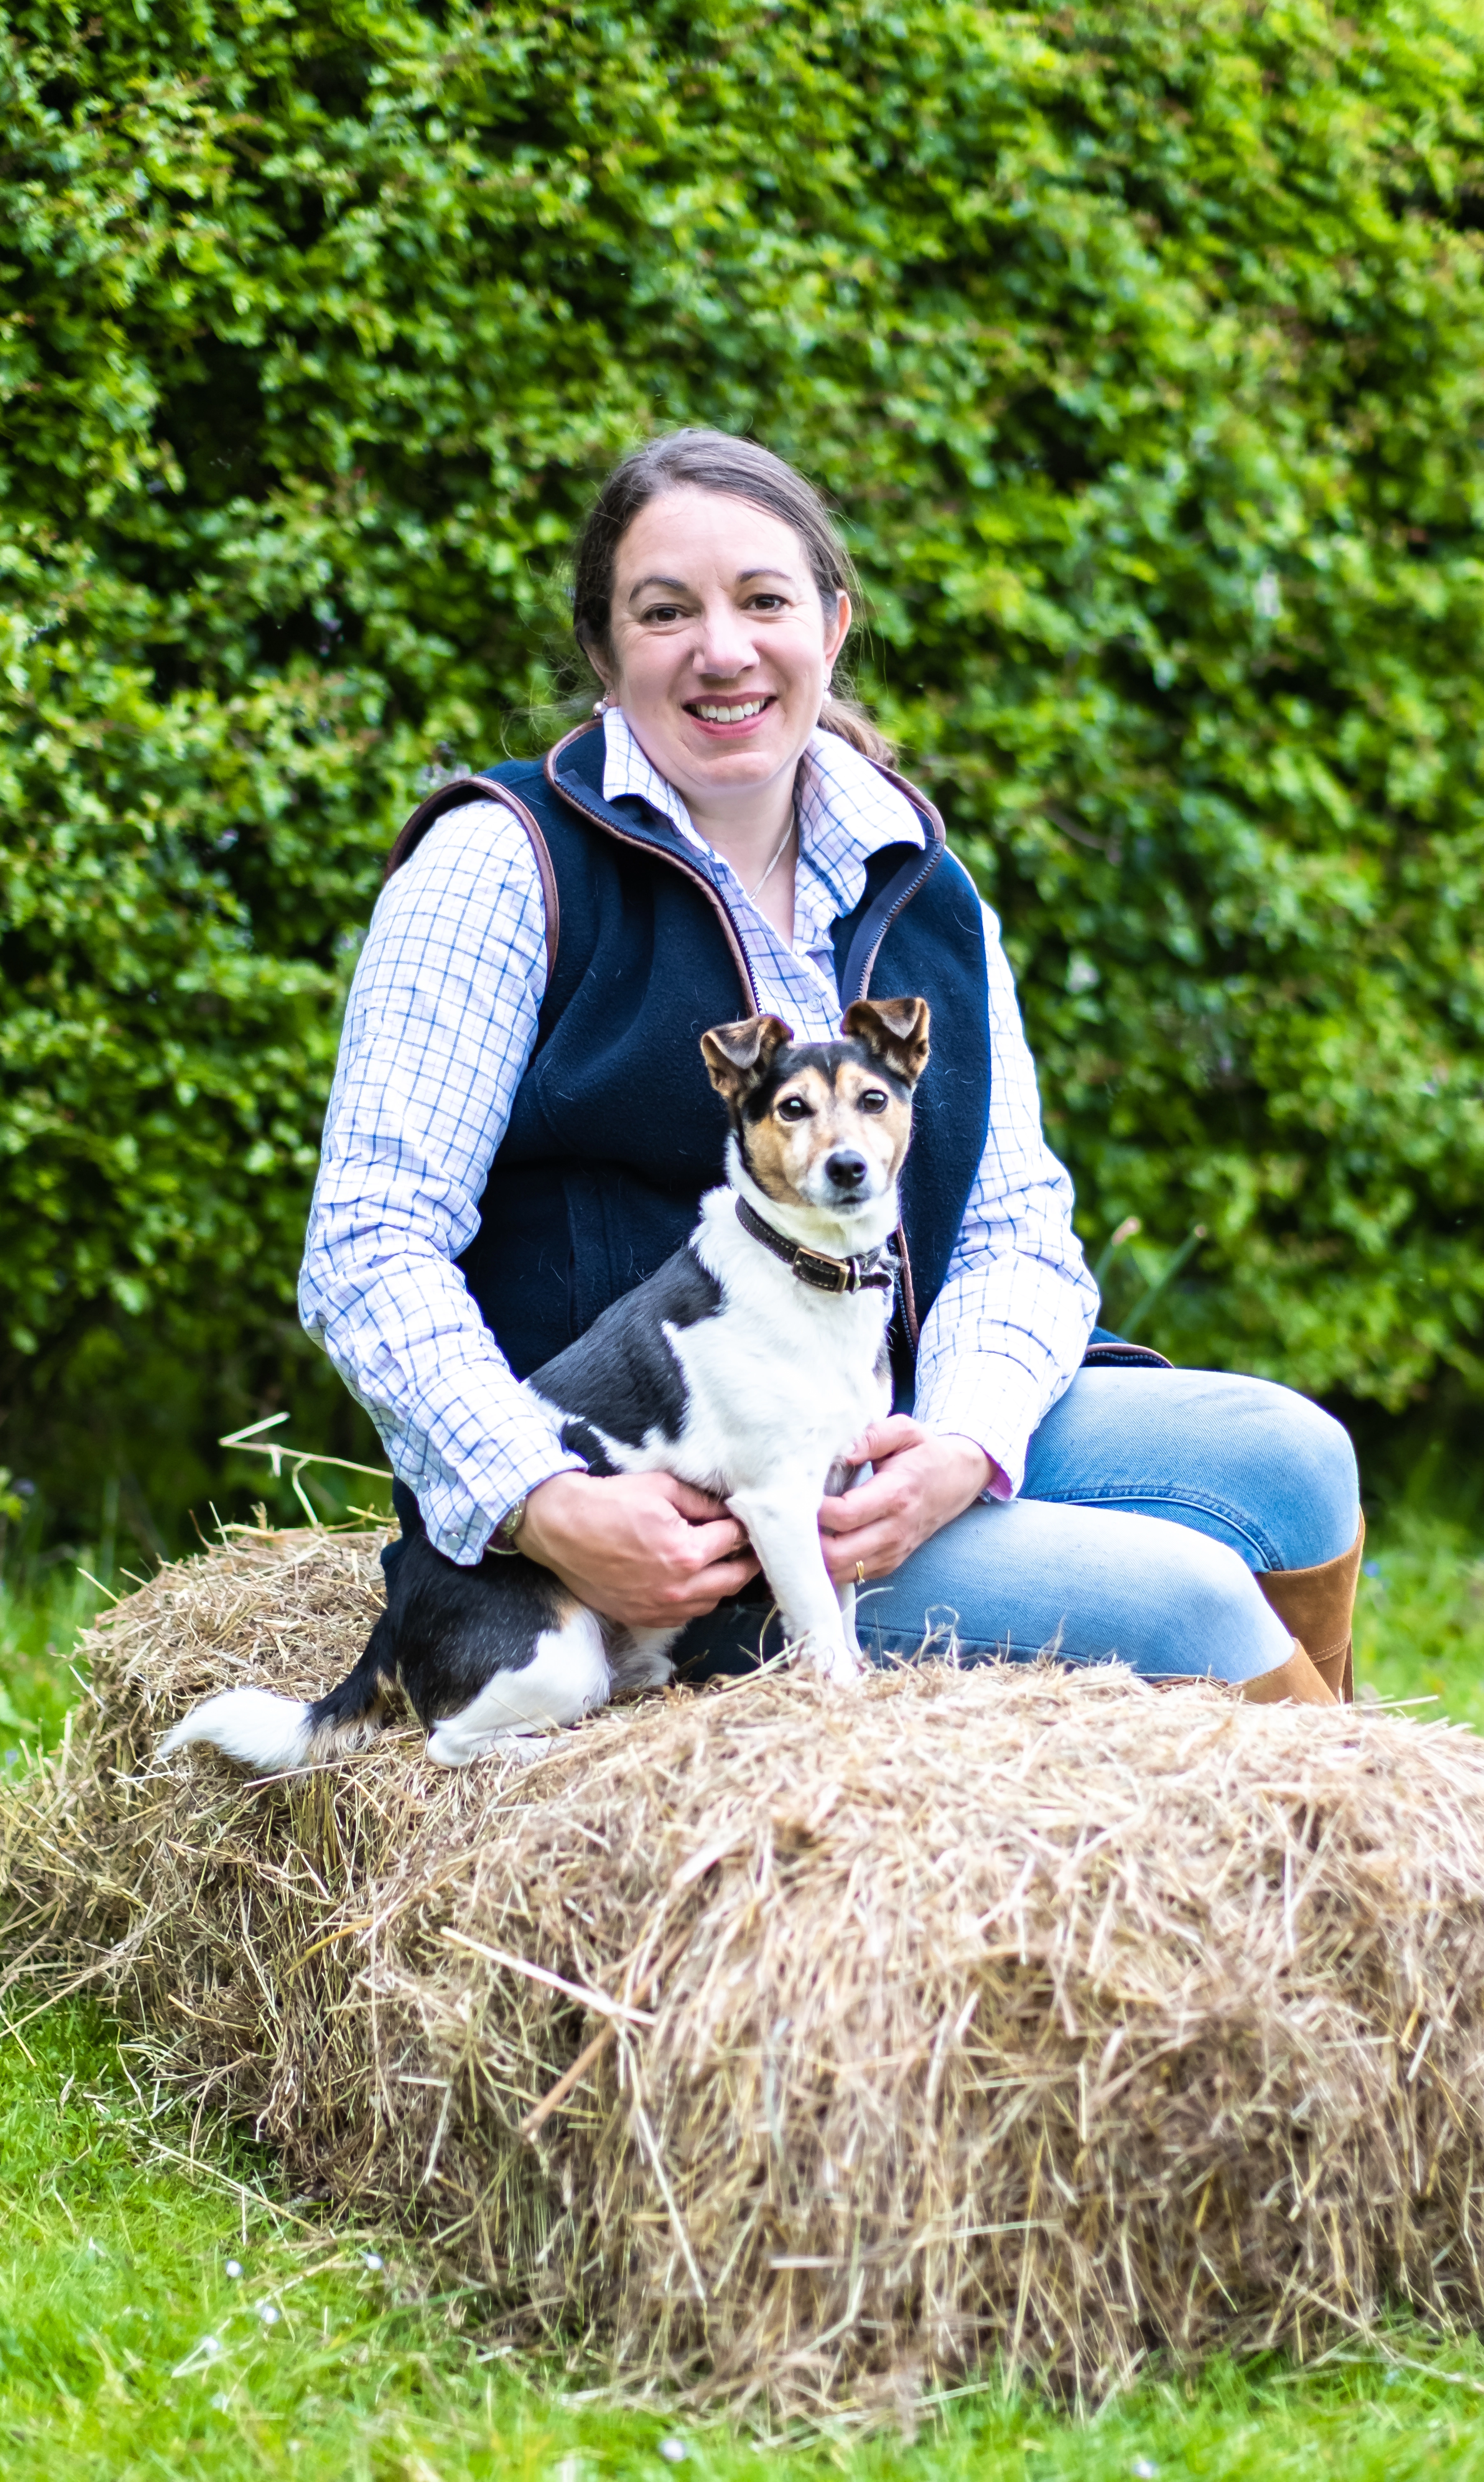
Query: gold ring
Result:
<box><xmin>855</xmin><ymin>1561</ymin><xmax>867</xmax><ymax>1587</ymax></box>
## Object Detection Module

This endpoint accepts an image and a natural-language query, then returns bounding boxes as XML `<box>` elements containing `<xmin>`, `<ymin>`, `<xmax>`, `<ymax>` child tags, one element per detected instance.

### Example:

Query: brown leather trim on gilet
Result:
<box><xmin>384</xmin><ymin>776</ymin><xmax>559</xmax><ymax>987</ymax></box>
<box><xmin>541</xmin><ymin>722</ymin><xmax>759</xmax><ymax>1008</ymax></box>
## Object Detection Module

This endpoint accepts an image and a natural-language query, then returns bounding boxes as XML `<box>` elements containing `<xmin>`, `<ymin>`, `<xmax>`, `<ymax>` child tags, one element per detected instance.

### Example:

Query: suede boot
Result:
<box><xmin>1254</xmin><ymin>1517</ymin><xmax>1365</xmax><ymax>1702</ymax></box>
<box><xmin>1240</xmin><ymin>1637</ymin><xmax>1339</xmax><ymax>1706</ymax></box>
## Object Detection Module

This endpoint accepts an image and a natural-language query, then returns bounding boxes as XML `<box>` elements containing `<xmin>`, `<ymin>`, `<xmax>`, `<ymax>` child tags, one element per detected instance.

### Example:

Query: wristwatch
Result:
<box><xmin>487</xmin><ymin>1495</ymin><xmax>529</xmax><ymax>1556</ymax></box>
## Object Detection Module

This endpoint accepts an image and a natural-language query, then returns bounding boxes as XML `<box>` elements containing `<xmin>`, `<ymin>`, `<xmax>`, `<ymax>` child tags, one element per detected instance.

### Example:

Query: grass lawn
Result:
<box><xmin>0</xmin><ymin>1515</ymin><xmax>1482</xmax><ymax>2477</ymax></box>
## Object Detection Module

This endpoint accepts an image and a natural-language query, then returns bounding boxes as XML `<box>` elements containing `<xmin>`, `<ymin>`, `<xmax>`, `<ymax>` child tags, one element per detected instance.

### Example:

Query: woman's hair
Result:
<box><xmin>570</xmin><ymin>429</ymin><xmax>895</xmax><ymax>765</ymax></box>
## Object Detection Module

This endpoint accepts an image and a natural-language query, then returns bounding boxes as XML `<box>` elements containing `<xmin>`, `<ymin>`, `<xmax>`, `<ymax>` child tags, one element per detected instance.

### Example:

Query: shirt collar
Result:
<box><xmin>599</xmin><ymin>704</ymin><xmax>924</xmax><ymax>895</ymax></box>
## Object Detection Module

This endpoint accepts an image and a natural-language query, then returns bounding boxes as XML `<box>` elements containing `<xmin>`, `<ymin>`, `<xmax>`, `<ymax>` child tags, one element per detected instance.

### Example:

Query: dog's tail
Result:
<box><xmin>159</xmin><ymin>1618</ymin><xmax>397</xmax><ymax>1774</ymax></box>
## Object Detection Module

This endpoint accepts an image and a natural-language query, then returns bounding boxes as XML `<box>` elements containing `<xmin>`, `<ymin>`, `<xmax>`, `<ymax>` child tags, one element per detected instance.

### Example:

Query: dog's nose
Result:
<box><xmin>825</xmin><ymin>1150</ymin><xmax>869</xmax><ymax>1193</ymax></box>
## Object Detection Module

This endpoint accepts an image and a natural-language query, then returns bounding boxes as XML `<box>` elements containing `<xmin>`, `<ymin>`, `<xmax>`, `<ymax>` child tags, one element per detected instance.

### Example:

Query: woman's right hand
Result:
<box><xmin>516</xmin><ymin>1470</ymin><xmax>759</xmax><ymax>1627</ymax></box>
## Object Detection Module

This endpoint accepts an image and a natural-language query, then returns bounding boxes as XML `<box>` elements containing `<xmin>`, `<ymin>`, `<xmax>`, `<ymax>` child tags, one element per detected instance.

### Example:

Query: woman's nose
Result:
<box><xmin>692</xmin><ymin>603</ymin><xmax>757</xmax><ymax>678</ymax></box>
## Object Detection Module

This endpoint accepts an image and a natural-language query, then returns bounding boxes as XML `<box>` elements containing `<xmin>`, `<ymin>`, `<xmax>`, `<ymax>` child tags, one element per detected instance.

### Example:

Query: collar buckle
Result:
<box><xmin>793</xmin><ymin>1247</ymin><xmax>857</xmax><ymax>1295</ymax></box>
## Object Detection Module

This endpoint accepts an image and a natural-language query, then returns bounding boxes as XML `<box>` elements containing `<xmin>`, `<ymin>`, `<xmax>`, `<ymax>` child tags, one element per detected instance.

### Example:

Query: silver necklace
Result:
<box><xmin>744</xmin><ymin>811</ymin><xmax>796</xmax><ymax>904</ymax></box>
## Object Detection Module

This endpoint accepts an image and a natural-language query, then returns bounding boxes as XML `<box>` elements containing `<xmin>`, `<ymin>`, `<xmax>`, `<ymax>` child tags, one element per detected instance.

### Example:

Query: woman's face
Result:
<box><xmin>589</xmin><ymin>485</ymin><xmax>850</xmax><ymax>818</ymax></box>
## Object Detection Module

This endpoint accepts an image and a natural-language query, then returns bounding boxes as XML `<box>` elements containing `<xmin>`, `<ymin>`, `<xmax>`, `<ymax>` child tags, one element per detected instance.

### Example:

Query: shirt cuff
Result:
<box><xmin>401</xmin><ymin>1428</ymin><xmax>586</xmax><ymax>1565</ymax></box>
<box><xmin>914</xmin><ymin>1352</ymin><xmax>1049</xmax><ymax>1501</ymax></box>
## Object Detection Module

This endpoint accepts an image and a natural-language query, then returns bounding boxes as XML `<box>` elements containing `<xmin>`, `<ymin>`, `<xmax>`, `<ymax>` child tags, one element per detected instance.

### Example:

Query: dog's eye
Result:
<box><xmin>776</xmin><ymin>1095</ymin><xmax>812</xmax><ymax>1122</ymax></box>
<box><xmin>858</xmin><ymin>1089</ymin><xmax>890</xmax><ymax>1114</ymax></box>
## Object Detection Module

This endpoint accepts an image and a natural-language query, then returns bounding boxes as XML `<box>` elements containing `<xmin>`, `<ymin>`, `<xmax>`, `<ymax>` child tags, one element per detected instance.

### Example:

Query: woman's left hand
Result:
<box><xmin>818</xmin><ymin>1417</ymin><xmax>993</xmax><ymax>1583</ymax></box>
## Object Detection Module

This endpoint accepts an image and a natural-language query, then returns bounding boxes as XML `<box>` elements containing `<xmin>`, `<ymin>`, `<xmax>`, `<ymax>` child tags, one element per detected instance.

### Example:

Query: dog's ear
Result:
<box><xmin>842</xmin><ymin>996</ymin><xmax>931</xmax><ymax>1087</ymax></box>
<box><xmin>700</xmin><ymin>1014</ymin><xmax>795</xmax><ymax>1104</ymax></box>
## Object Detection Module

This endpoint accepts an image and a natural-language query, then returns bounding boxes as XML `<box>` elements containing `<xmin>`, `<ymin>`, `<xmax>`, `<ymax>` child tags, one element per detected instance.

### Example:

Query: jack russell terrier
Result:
<box><xmin>160</xmin><ymin>995</ymin><xmax>930</xmax><ymax>1774</ymax></box>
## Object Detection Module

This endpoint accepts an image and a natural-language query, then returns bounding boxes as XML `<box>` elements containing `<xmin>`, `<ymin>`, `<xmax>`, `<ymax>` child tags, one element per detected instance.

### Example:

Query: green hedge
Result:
<box><xmin>4</xmin><ymin>0</ymin><xmax>1484</xmax><ymax>1540</ymax></box>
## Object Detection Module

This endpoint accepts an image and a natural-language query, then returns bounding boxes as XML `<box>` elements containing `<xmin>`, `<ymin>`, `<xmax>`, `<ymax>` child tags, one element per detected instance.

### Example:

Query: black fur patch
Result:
<box><xmin>527</xmin><ymin>1241</ymin><xmax>722</xmax><ymax>1455</ymax></box>
<box><xmin>555</xmin><ymin>1415</ymin><xmax>617</xmax><ymax>1475</ymax></box>
<box><xmin>306</xmin><ymin>1615</ymin><xmax>401</xmax><ymax>1736</ymax></box>
<box><xmin>338</xmin><ymin>1529</ymin><xmax>577</xmax><ymax>1729</ymax></box>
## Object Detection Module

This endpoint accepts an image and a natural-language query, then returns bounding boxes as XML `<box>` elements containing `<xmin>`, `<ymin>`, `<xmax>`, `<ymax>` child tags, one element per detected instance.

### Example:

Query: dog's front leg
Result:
<box><xmin>727</xmin><ymin>1489</ymin><xmax>862</xmax><ymax>1685</ymax></box>
<box><xmin>824</xmin><ymin>1461</ymin><xmax>872</xmax><ymax>1661</ymax></box>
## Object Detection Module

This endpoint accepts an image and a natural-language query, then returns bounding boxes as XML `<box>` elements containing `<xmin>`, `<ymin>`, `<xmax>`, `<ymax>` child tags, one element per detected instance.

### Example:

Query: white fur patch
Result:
<box><xmin>544</xmin><ymin>1182</ymin><xmax>891</xmax><ymax>1678</ymax></box>
<box><xmin>425</xmin><ymin>1605</ymin><xmax>610</xmax><ymax>1767</ymax></box>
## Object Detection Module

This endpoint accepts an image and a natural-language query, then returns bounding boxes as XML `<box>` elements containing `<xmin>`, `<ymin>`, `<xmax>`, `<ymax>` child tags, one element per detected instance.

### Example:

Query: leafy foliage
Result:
<box><xmin>3</xmin><ymin>0</ymin><xmax>1484</xmax><ymax>1535</ymax></box>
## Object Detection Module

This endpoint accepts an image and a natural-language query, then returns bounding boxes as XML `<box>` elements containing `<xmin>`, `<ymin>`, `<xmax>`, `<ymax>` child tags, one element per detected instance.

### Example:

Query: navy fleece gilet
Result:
<box><xmin>394</xmin><ymin>723</ymin><xmax>992</xmax><ymax>1381</ymax></box>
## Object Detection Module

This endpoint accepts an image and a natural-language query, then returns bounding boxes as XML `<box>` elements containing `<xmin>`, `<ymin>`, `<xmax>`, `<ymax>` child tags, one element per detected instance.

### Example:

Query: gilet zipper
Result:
<box><xmin>545</xmin><ymin>724</ymin><xmax>942</xmax><ymax>1347</ymax></box>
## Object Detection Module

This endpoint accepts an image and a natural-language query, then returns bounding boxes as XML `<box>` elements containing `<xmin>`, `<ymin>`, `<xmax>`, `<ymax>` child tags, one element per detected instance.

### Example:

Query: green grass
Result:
<box><xmin>1352</xmin><ymin>1513</ymin><xmax>1484</xmax><ymax>1730</ymax></box>
<box><xmin>0</xmin><ymin>1559</ymin><xmax>105</xmax><ymax>1764</ymax></box>
<box><xmin>1</xmin><ymin>1515</ymin><xmax>1483</xmax><ymax>2475</ymax></box>
<box><xmin>5</xmin><ymin>2004</ymin><xmax>1484</xmax><ymax>2480</ymax></box>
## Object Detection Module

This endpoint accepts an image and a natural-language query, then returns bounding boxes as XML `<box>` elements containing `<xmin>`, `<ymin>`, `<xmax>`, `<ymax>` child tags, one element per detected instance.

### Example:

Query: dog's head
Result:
<box><xmin>700</xmin><ymin>997</ymin><xmax>930</xmax><ymax>1224</ymax></box>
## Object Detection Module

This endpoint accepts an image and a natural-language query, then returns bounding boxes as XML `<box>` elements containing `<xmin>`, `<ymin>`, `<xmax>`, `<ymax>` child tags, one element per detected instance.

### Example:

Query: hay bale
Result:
<box><xmin>7</xmin><ymin>1524</ymin><xmax>1484</xmax><ymax>2414</ymax></box>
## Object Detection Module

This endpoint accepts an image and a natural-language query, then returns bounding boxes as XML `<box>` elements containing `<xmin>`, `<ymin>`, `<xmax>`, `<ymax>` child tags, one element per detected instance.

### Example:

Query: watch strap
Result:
<box><xmin>488</xmin><ymin>1494</ymin><xmax>529</xmax><ymax>1556</ymax></box>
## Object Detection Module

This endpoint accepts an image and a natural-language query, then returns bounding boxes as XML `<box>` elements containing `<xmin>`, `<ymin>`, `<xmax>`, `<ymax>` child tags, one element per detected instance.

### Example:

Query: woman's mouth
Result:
<box><xmin>684</xmin><ymin>694</ymin><xmax>776</xmax><ymax>729</ymax></box>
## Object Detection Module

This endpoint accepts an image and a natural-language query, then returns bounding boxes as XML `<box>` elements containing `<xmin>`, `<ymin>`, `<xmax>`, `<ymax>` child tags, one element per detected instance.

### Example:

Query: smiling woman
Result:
<box><xmin>587</xmin><ymin>485</ymin><xmax>849</xmax><ymax>939</ymax></box>
<box><xmin>298</xmin><ymin>429</ymin><xmax>1364</xmax><ymax>1707</ymax></box>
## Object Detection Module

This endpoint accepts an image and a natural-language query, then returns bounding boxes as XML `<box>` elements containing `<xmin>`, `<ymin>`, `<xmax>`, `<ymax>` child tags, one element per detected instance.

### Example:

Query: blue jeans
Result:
<box><xmin>670</xmin><ymin>1367</ymin><xmax>1359</xmax><ymax>1685</ymax></box>
<box><xmin>856</xmin><ymin>1368</ymin><xmax>1360</xmax><ymax>1683</ymax></box>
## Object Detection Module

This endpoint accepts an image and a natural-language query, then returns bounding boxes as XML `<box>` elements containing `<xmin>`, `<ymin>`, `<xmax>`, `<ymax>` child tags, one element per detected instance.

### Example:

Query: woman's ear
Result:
<box><xmin>579</xmin><ymin>631</ymin><xmax>617</xmax><ymax>701</ymax></box>
<box><xmin>824</xmin><ymin>589</ymin><xmax>851</xmax><ymax>669</ymax></box>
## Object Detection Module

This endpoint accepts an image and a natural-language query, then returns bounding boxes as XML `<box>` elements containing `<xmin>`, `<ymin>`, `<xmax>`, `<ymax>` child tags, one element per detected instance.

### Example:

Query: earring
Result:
<box><xmin>592</xmin><ymin>697</ymin><xmax>608</xmax><ymax>718</ymax></box>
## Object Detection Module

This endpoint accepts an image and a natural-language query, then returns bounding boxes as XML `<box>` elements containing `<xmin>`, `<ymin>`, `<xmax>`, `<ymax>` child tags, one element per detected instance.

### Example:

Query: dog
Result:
<box><xmin>159</xmin><ymin>995</ymin><xmax>930</xmax><ymax>1774</ymax></box>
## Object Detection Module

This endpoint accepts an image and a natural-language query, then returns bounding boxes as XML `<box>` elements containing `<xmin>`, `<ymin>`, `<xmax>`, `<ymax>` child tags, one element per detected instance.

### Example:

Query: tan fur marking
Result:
<box><xmin>743</xmin><ymin>1060</ymin><xmax>911</xmax><ymax>1210</ymax></box>
<box><xmin>304</xmin><ymin>1663</ymin><xmax>403</xmax><ymax>1762</ymax></box>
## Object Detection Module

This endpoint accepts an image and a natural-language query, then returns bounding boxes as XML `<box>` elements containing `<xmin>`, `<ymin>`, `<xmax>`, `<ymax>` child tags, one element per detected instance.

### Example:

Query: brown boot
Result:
<box><xmin>1241</xmin><ymin>1637</ymin><xmax>1340</xmax><ymax>1706</ymax></box>
<box><xmin>1254</xmin><ymin>1518</ymin><xmax>1365</xmax><ymax>1701</ymax></box>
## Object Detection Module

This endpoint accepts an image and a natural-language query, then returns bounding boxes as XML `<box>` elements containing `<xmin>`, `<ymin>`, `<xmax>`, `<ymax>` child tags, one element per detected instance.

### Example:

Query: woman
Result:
<box><xmin>301</xmin><ymin>431</ymin><xmax>1362</xmax><ymax>1702</ymax></box>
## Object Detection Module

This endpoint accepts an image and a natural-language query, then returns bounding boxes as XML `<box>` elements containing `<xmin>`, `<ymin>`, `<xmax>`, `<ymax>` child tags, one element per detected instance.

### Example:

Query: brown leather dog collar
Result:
<box><xmin>734</xmin><ymin>1195</ymin><xmax>894</xmax><ymax>1296</ymax></box>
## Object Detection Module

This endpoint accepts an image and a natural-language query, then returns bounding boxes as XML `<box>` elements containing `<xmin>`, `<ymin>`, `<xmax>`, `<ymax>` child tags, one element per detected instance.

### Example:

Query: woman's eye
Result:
<box><xmin>640</xmin><ymin>603</ymin><xmax>684</xmax><ymax>624</ymax></box>
<box><xmin>746</xmin><ymin>594</ymin><xmax>785</xmax><ymax>611</ymax></box>
<box><xmin>859</xmin><ymin>1090</ymin><xmax>889</xmax><ymax>1114</ymax></box>
<box><xmin>777</xmin><ymin>1096</ymin><xmax>811</xmax><ymax>1121</ymax></box>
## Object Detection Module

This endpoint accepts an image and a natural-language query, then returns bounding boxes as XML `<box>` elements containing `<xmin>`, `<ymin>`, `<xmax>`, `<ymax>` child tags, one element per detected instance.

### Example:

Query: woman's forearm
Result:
<box><xmin>304</xmin><ymin>1238</ymin><xmax>584</xmax><ymax>1562</ymax></box>
<box><xmin>298</xmin><ymin>799</ymin><xmax>568</xmax><ymax>1561</ymax></box>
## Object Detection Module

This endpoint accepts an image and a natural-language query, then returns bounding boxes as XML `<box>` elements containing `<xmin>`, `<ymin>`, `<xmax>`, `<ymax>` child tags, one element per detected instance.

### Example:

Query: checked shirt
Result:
<box><xmin>299</xmin><ymin>711</ymin><xmax>1098</xmax><ymax>1563</ymax></box>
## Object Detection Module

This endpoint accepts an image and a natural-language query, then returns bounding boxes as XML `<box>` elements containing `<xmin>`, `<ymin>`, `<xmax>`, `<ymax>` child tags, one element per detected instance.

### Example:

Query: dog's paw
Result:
<box><xmin>606</xmin><ymin>1633</ymin><xmax>677</xmax><ymax>1697</ymax></box>
<box><xmin>426</xmin><ymin>1726</ymin><xmax>552</xmax><ymax>1769</ymax></box>
<box><xmin>497</xmin><ymin>1731</ymin><xmax>553</xmax><ymax>1766</ymax></box>
<box><xmin>801</xmin><ymin>1639</ymin><xmax>864</xmax><ymax>1688</ymax></box>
